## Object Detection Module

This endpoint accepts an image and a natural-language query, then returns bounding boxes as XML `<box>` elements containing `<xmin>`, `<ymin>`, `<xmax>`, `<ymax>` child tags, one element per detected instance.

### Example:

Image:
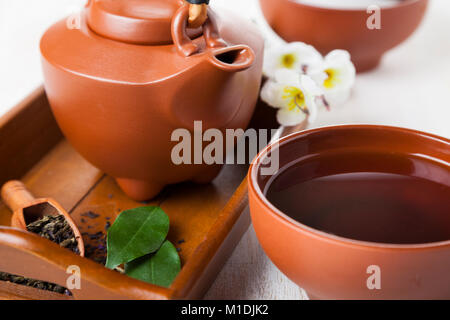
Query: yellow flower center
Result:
<box><xmin>280</xmin><ymin>53</ymin><xmax>296</xmax><ymax>69</ymax></box>
<box><xmin>282</xmin><ymin>86</ymin><xmax>309</xmax><ymax>114</ymax></box>
<box><xmin>323</xmin><ymin>68</ymin><xmax>340</xmax><ymax>89</ymax></box>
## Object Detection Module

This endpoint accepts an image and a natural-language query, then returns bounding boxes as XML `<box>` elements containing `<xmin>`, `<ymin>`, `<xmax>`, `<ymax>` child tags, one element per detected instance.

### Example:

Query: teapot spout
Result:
<box><xmin>171</xmin><ymin>4</ymin><xmax>255</xmax><ymax>72</ymax></box>
<box><xmin>209</xmin><ymin>45</ymin><xmax>255</xmax><ymax>73</ymax></box>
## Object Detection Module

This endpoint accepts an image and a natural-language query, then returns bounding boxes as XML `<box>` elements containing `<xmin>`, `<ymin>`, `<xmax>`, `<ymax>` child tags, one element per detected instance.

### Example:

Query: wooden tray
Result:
<box><xmin>0</xmin><ymin>86</ymin><xmax>278</xmax><ymax>300</ymax></box>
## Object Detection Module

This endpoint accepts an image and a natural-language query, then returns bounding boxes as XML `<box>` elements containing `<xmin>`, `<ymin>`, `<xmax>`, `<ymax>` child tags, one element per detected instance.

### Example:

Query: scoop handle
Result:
<box><xmin>1</xmin><ymin>180</ymin><xmax>36</xmax><ymax>212</ymax></box>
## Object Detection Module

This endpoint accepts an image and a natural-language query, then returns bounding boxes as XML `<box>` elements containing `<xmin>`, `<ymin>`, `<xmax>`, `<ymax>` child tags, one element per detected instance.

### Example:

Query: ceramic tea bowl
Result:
<box><xmin>259</xmin><ymin>0</ymin><xmax>429</xmax><ymax>72</ymax></box>
<box><xmin>248</xmin><ymin>125</ymin><xmax>450</xmax><ymax>300</ymax></box>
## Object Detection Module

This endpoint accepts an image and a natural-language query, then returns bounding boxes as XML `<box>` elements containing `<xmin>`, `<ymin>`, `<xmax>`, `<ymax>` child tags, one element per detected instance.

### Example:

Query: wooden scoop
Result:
<box><xmin>1</xmin><ymin>180</ymin><xmax>85</xmax><ymax>256</ymax></box>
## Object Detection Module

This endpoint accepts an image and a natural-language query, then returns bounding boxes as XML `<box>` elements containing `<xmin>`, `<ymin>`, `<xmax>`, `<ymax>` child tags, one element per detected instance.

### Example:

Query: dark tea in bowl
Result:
<box><xmin>248</xmin><ymin>125</ymin><xmax>450</xmax><ymax>300</ymax></box>
<box><xmin>265</xmin><ymin>151</ymin><xmax>450</xmax><ymax>245</ymax></box>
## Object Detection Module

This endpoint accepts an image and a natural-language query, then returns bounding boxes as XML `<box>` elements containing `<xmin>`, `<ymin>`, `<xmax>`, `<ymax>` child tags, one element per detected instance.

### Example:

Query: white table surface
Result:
<box><xmin>1</xmin><ymin>0</ymin><xmax>449</xmax><ymax>300</ymax></box>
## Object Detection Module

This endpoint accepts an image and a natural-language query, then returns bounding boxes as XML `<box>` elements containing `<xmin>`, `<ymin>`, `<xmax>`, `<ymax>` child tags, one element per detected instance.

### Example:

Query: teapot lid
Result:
<box><xmin>86</xmin><ymin>0</ymin><xmax>202</xmax><ymax>45</ymax></box>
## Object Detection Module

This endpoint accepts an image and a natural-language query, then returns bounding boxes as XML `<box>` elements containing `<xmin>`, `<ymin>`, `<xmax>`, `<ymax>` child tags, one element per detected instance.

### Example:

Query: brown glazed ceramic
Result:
<box><xmin>248</xmin><ymin>125</ymin><xmax>450</xmax><ymax>300</ymax></box>
<box><xmin>40</xmin><ymin>0</ymin><xmax>264</xmax><ymax>201</ymax></box>
<box><xmin>259</xmin><ymin>0</ymin><xmax>428</xmax><ymax>72</ymax></box>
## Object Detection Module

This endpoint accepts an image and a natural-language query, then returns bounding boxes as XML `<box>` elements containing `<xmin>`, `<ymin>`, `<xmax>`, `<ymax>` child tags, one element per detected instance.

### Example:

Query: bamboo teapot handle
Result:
<box><xmin>172</xmin><ymin>4</ymin><xmax>227</xmax><ymax>57</ymax></box>
<box><xmin>188</xmin><ymin>1</ymin><xmax>209</xmax><ymax>29</ymax></box>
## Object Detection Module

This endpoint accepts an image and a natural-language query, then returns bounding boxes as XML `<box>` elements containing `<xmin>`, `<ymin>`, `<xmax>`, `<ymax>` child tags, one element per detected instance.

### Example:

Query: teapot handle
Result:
<box><xmin>172</xmin><ymin>4</ymin><xmax>227</xmax><ymax>57</ymax></box>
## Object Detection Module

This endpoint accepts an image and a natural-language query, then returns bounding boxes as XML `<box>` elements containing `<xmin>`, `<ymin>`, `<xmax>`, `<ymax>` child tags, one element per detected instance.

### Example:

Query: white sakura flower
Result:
<box><xmin>310</xmin><ymin>50</ymin><xmax>356</xmax><ymax>107</ymax></box>
<box><xmin>261</xmin><ymin>69</ymin><xmax>323</xmax><ymax>126</ymax></box>
<box><xmin>263</xmin><ymin>42</ymin><xmax>323</xmax><ymax>79</ymax></box>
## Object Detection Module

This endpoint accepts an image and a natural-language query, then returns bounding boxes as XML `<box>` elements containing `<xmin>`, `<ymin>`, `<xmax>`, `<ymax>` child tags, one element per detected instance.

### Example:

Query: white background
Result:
<box><xmin>0</xmin><ymin>0</ymin><xmax>449</xmax><ymax>299</ymax></box>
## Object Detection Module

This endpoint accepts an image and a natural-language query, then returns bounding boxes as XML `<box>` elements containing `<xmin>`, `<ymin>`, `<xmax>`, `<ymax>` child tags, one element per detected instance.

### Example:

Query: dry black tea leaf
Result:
<box><xmin>0</xmin><ymin>271</ymin><xmax>71</xmax><ymax>295</ymax></box>
<box><xmin>27</xmin><ymin>215</ymin><xmax>80</xmax><ymax>254</ymax></box>
<box><xmin>0</xmin><ymin>215</ymin><xmax>80</xmax><ymax>295</ymax></box>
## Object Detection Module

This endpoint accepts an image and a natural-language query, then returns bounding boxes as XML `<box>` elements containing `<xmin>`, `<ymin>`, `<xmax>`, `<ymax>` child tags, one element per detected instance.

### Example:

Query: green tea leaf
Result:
<box><xmin>124</xmin><ymin>240</ymin><xmax>181</xmax><ymax>288</ymax></box>
<box><xmin>105</xmin><ymin>206</ymin><xmax>169</xmax><ymax>269</ymax></box>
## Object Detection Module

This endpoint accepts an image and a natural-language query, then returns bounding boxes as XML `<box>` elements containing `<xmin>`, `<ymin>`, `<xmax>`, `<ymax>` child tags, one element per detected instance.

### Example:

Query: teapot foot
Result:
<box><xmin>116</xmin><ymin>178</ymin><xmax>163</xmax><ymax>202</ymax></box>
<box><xmin>191</xmin><ymin>165</ymin><xmax>223</xmax><ymax>184</ymax></box>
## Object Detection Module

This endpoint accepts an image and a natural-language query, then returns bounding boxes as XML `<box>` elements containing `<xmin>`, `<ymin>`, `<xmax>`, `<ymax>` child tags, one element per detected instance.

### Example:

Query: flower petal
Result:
<box><xmin>263</xmin><ymin>42</ymin><xmax>324</xmax><ymax>78</ymax></box>
<box><xmin>261</xmin><ymin>80</ymin><xmax>288</xmax><ymax>109</ymax></box>
<box><xmin>304</xmin><ymin>94</ymin><xmax>318</xmax><ymax>123</ymax></box>
<box><xmin>300</xmin><ymin>75</ymin><xmax>324</xmax><ymax>96</ymax></box>
<box><xmin>309</xmin><ymin>69</ymin><xmax>328</xmax><ymax>87</ymax></box>
<box><xmin>323</xmin><ymin>50</ymin><xmax>356</xmax><ymax>91</ymax></box>
<box><xmin>325</xmin><ymin>50</ymin><xmax>352</xmax><ymax>65</ymax></box>
<box><xmin>285</xmin><ymin>42</ymin><xmax>323</xmax><ymax>67</ymax></box>
<box><xmin>274</xmin><ymin>69</ymin><xmax>301</xmax><ymax>85</ymax></box>
<box><xmin>276</xmin><ymin>107</ymin><xmax>307</xmax><ymax>127</ymax></box>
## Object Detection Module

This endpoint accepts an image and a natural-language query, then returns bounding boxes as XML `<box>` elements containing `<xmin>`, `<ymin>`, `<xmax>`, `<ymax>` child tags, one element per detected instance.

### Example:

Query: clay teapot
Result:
<box><xmin>40</xmin><ymin>0</ymin><xmax>264</xmax><ymax>201</ymax></box>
